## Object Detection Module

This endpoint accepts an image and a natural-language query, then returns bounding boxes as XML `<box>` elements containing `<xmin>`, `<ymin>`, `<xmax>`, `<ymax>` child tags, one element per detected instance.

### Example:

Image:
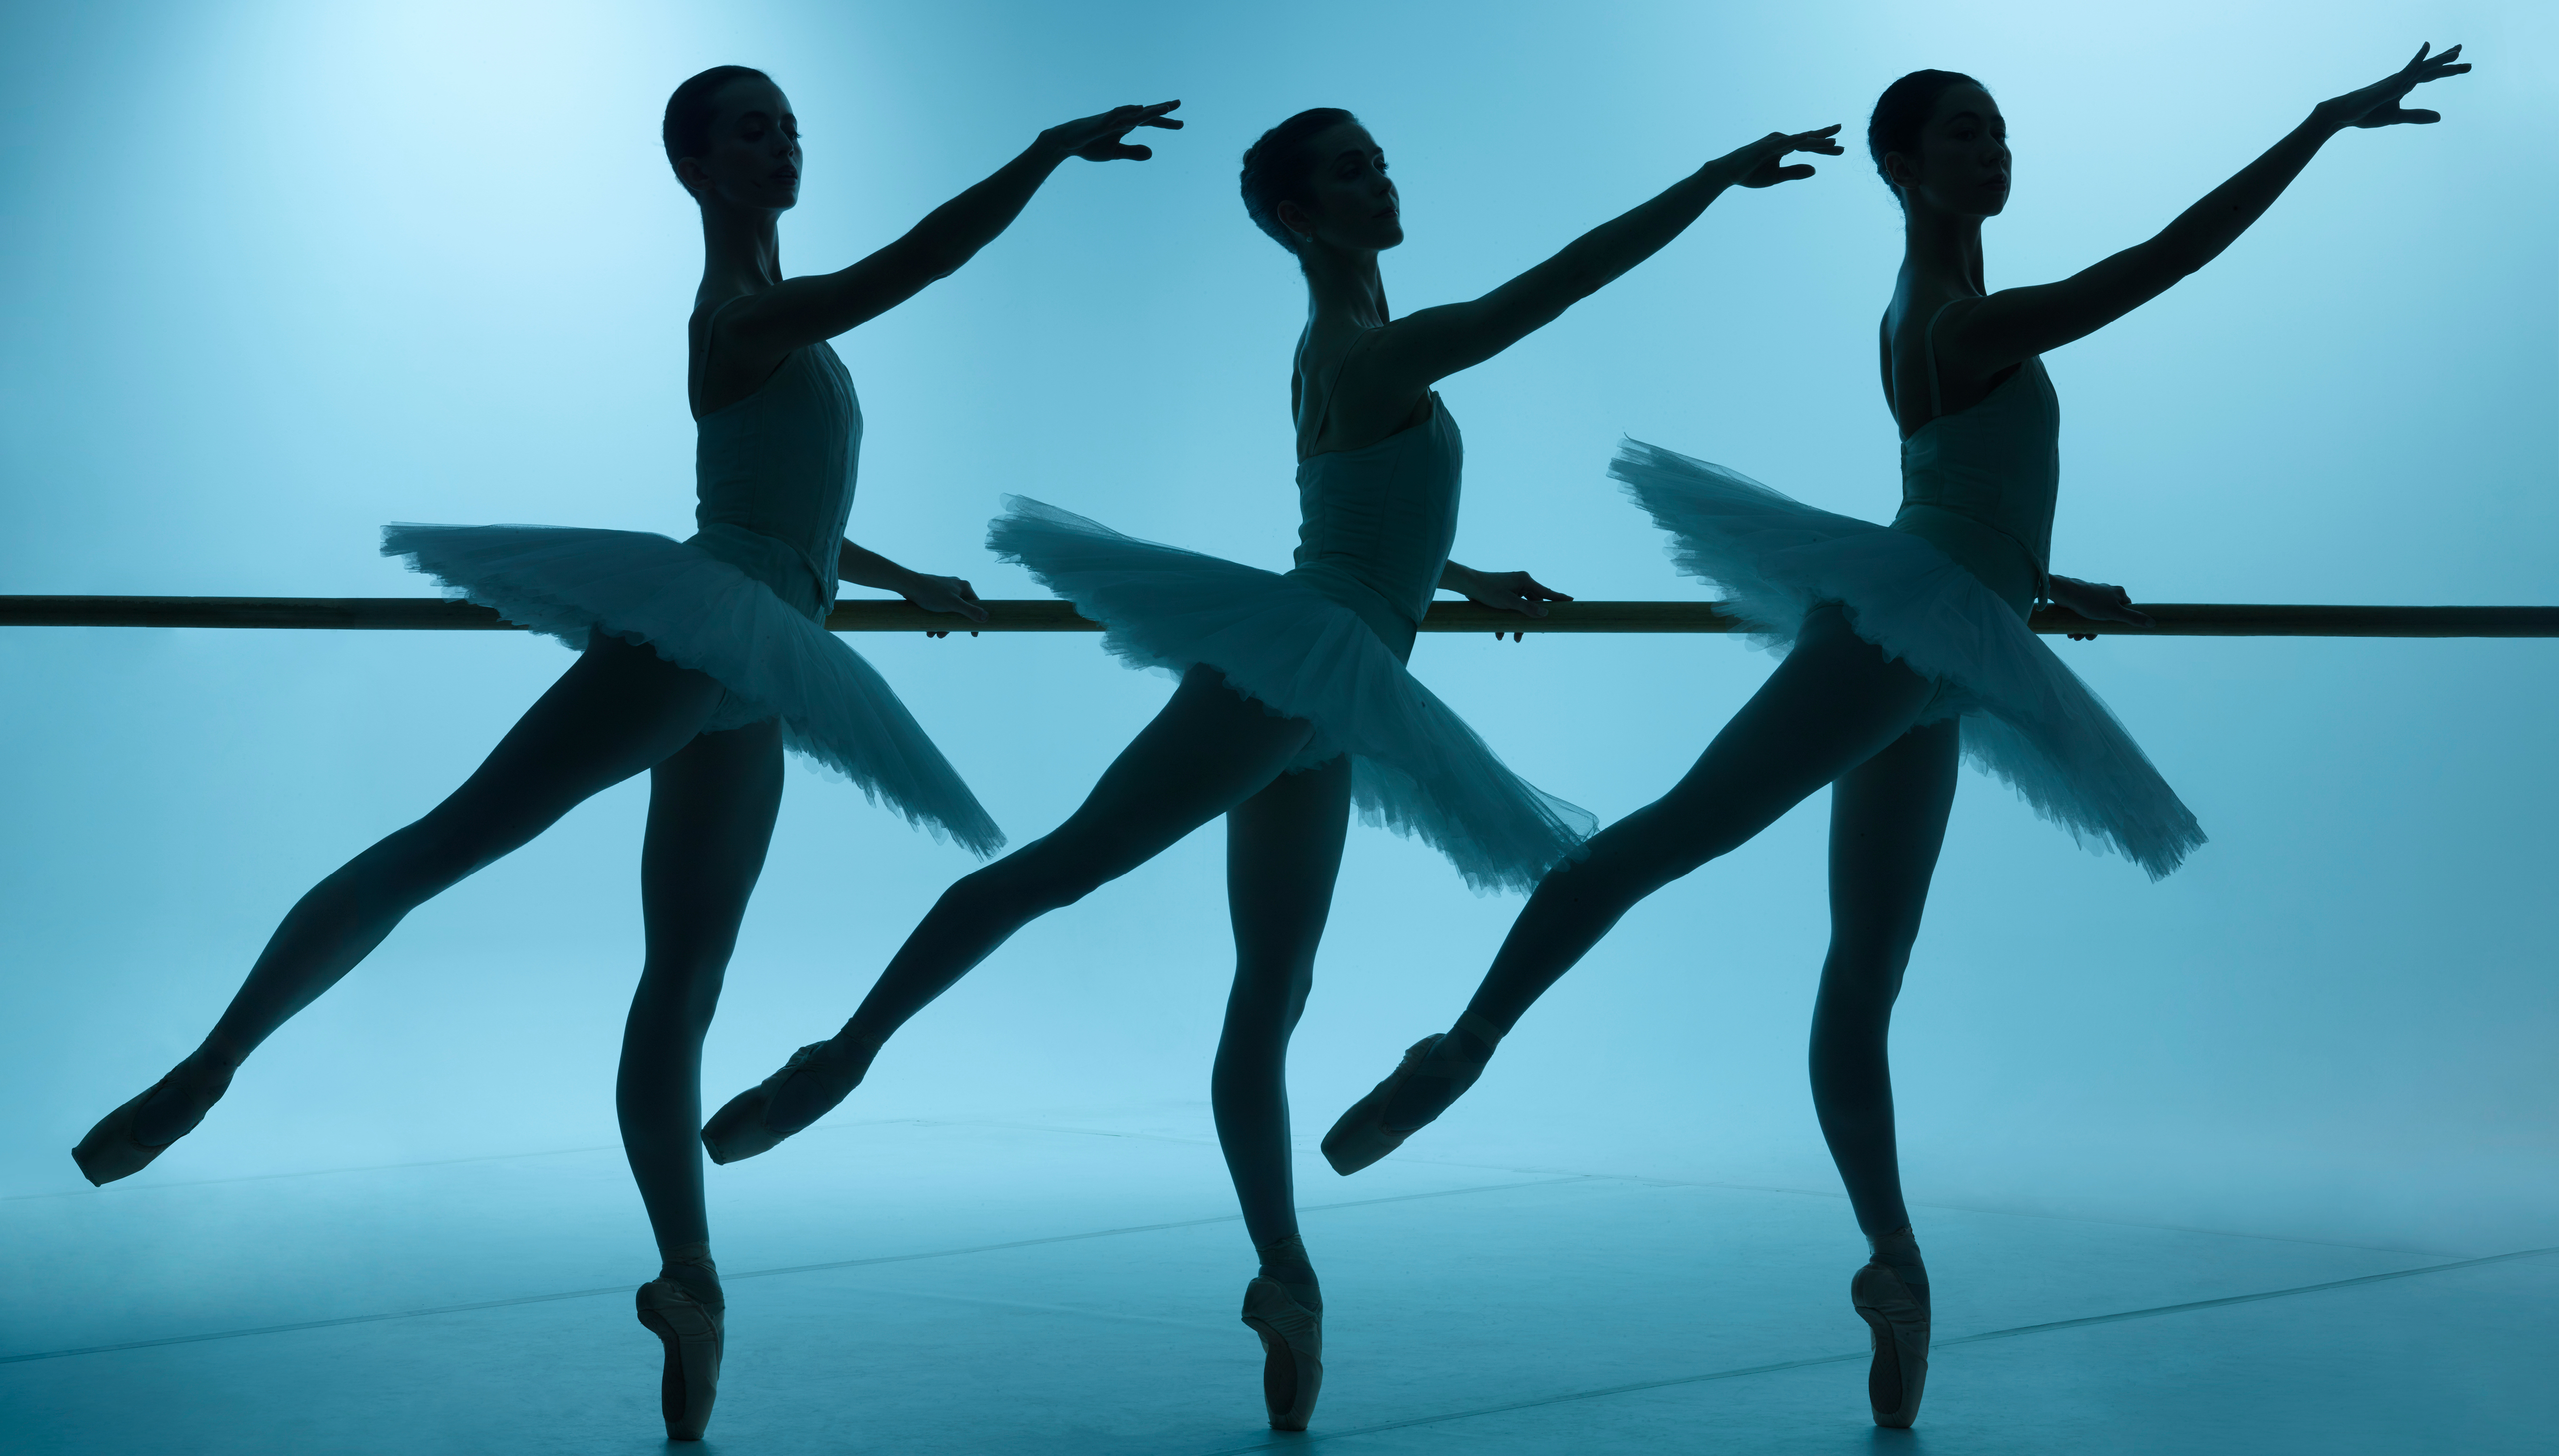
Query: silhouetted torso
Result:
<box><xmin>1289</xmin><ymin>397</ymin><xmax>1460</xmax><ymax>664</ymax></box>
<box><xmin>1892</xmin><ymin>329</ymin><xmax>2058</xmax><ymax>620</ymax></box>
<box><xmin>691</xmin><ymin>343</ymin><xmax>862</xmax><ymax>620</ymax></box>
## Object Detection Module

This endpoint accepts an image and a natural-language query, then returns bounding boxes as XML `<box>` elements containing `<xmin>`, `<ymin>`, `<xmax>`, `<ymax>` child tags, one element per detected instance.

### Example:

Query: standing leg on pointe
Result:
<box><xmin>1216</xmin><ymin>756</ymin><xmax>1351</xmax><ymax>1431</ymax></box>
<box><xmin>621</xmin><ymin>718</ymin><xmax>785</xmax><ymax>1287</ymax></box>
<box><xmin>79</xmin><ymin>635</ymin><xmax>725</xmax><ymax>1183</ymax></box>
<box><xmin>622</xmin><ymin>717</ymin><xmax>784</xmax><ymax>1441</ymax></box>
<box><xmin>1817</xmin><ymin>717</ymin><xmax>1956</xmax><ymax>1429</ymax></box>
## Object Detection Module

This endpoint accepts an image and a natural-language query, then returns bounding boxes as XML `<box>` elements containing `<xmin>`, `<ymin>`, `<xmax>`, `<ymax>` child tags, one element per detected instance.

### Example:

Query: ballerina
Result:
<box><xmin>1320</xmin><ymin>45</ymin><xmax>2471</xmax><ymax>1430</ymax></box>
<box><xmin>69</xmin><ymin>64</ymin><xmax>1180</xmax><ymax>1441</ymax></box>
<box><xmin>700</xmin><ymin>105</ymin><xmax>1843</xmax><ymax>1432</ymax></box>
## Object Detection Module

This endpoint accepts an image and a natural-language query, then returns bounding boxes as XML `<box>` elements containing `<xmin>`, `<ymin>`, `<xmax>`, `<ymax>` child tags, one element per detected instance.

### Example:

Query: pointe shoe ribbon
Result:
<box><xmin>1240</xmin><ymin>1276</ymin><xmax>1324</xmax><ymax>1432</ymax></box>
<box><xmin>701</xmin><ymin>1042</ymin><xmax>830</xmax><ymax>1165</ymax></box>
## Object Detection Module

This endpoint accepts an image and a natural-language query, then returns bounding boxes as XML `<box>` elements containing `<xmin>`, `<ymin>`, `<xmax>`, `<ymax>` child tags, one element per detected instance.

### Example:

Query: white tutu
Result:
<box><xmin>383</xmin><ymin>522</ymin><xmax>1003</xmax><ymax>856</ymax></box>
<box><xmin>1611</xmin><ymin>441</ymin><xmax>2204</xmax><ymax>879</ymax></box>
<box><xmin>988</xmin><ymin>496</ymin><xmax>1593</xmax><ymax>895</ymax></box>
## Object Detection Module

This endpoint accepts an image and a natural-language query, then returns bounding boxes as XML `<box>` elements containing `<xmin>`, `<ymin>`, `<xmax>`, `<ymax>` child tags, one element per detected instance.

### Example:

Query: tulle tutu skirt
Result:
<box><xmin>987</xmin><ymin>496</ymin><xmax>1593</xmax><ymax>895</ymax></box>
<box><xmin>382</xmin><ymin>523</ymin><xmax>1003</xmax><ymax>856</ymax></box>
<box><xmin>1610</xmin><ymin>441</ymin><xmax>2204</xmax><ymax>879</ymax></box>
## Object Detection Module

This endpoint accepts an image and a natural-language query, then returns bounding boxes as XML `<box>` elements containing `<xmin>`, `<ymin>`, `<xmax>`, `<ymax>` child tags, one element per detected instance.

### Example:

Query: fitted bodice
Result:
<box><xmin>1289</xmin><ymin>397</ymin><xmax>1463</xmax><ymax>663</ymax></box>
<box><xmin>1893</xmin><ymin>336</ymin><xmax>2059</xmax><ymax>619</ymax></box>
<box><xmin>690</xmin><ymin>342</ymin><xmax>862</xmax><ymax>620</ymax></box>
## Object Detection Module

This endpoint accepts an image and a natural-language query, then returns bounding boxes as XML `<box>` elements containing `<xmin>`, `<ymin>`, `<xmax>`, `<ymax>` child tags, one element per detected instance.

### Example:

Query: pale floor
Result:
<box><xmin>4</xmin><ymin>1115</ymin><xmax>2546</xmax><ymax>1455</ymax></box>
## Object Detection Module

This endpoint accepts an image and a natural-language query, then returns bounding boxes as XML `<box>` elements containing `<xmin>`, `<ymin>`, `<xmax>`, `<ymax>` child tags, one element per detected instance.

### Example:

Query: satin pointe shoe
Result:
<box><xmin>701</xmin><ymin>1041</ymin><xmax>829</xmax><ymax>1165</ymax></box>
<box><xmin>1240</xmin><ymin>1276</ymin><xmax>1324</xmax><ymax>1432</ymax></box>
<box><xmin>1320</xmin><ymin>1011</ymin><xmax>1503</xmax><ymax>1176</ymax></box>
<box><xmin>636</xmin><ymin>1275</ymin><xmax>725</xmax><ymax>1440</ymax></box>
<box><xmin>1851</xmin><ymin>1255</ymin><xmax>1931</xmax><ymax>1428</ymax></box>
<box><xmin>72</xmin><ymin>1064</ymin><xmax>223</xmax><ymax>1187</ymax></box>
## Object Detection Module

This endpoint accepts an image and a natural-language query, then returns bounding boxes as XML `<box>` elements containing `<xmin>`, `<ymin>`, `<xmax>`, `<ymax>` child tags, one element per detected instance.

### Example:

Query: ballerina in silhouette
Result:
<box><xmin>701</xmin><ymin>106</ymin><xmax>1841</xmax><ymax>1432</ymax></box>
<box><xmin>1321</xmin><ymin>43</ymin><xmax>2469</xmax><ymax>1432</ymax></box>
<box><xmin>70</xmin><ymin>65</ymin><xmax>1179</xmax><ymax>1441</ymax></box>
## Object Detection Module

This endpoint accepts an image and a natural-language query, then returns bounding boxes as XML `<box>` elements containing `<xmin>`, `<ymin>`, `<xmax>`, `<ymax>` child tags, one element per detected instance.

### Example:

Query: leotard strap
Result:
<box><xmin>1922</xmin><ymin>299</ymin><xmax>1958</xmax><ymax>423</ymax></box>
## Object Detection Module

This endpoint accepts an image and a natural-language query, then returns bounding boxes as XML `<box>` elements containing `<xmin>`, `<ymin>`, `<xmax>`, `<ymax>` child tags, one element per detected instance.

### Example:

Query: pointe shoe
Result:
<box><xmin>1851</xmin><ymin>1258</ymin><xmax>1930</xmax><ymax>1428</ymax></box>
<box><xmin>72</xmin><ymin>1066</ymin><xmax>219</xmax><ymax>1187</ymax></box>
<box><xmin>1320</xmin><ymin>1012</ymin><xmax>1502</xmax><ymax>1176</ymax></box>
<box><xmin>636</xmin><ymin>1276</ymin><xmax>724</xmax><ymax>1441</ymax></box>
<box><xmin>702</xmin><ymin>1042</ymin><xmax>830</xmax><ymax>1165</ymax></box>
<box><xmin>1240</xmin><ymin>1276</ymin><xmax>1323</xmax><ymax>1432</ymax></box>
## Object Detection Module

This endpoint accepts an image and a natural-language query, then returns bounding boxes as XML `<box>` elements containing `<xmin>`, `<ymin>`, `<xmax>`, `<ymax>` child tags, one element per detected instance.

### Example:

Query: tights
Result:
<box><xmin>133</xmin><ymin>633</ymin><xmax>782</xmax><ymax>1293</ymax></box>
<box><xmin>766</xmin><ymin>663</ymin><xmax>1354</xmax><ymax>1280</ymax></box>
<box><xmin>1384</xmin><ymin>604</ymin><xmax>1959</xmax><ymax>1236</ymax></box>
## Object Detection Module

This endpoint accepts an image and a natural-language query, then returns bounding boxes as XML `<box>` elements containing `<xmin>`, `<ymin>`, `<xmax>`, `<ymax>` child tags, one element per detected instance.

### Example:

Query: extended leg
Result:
<box><xmin>126</xmin><ymin>635</ymin><xmax>726</xmax><ymax>1147</ymax></box>
<box><xmin>1373</xmin><ymin>605</ymin><xmax>1941</xmax><ymax>1134</ymax></box>
<box><xmin>619</xmin><ymin>719</ymin><xmax>785</xmax><ymax>1304</ymax></box>
<box><xmin>757</xmin><ymin>665</ymin><xmax>1320</xmax><ymax>1131</ymax></box>
<box><xmin>1214</xmin><ymin>756</ymin><xmax>1353</xmax><ymax>1285</ymax></box>
<box><xmin>1810</xmin><ymin>717</ymin><xmax>1958</xmax><ymax>1238</ymax></box>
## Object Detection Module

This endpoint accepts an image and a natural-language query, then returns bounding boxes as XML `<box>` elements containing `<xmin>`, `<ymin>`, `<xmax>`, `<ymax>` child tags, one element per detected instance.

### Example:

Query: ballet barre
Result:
<box><xmin>2</xmin><ymin>596</ymin><xmax>2555</xmax><ymax>637</ymax></box>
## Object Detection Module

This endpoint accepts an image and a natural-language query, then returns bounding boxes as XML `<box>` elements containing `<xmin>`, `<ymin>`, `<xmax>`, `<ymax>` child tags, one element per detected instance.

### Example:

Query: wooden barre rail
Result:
<box><xmin>4</xmin><ymin>596</ymin><xmax>2556</xmax><ymax>637</ymax></box>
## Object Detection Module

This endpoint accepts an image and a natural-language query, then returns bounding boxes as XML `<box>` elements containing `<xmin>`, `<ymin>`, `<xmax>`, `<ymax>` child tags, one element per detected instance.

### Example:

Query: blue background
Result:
<box><xmin>2</xmin><ymin>0</ymin><xmax>2551</xmax><ymax>1258</ymax></box>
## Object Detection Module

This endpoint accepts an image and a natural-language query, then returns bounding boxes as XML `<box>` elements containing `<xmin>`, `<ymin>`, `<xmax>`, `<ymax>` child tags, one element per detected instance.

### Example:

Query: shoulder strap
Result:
<box><xmin>1922</xmin><ymin>299</ymin><xmax>1964</xmax><ymax>419</ymax></box>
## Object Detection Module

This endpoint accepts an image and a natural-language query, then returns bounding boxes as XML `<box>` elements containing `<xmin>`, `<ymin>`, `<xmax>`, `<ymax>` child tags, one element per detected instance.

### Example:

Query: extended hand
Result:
<box><xmin>2048</xmin><ymin>574</ymin><xmax>2152</xmax><ymax>640</ymax></box>
<box><xmin>902</xmin><ymin>572</ymin><xmax>988</xmax><ymax>624</ymax></box>
<box><xmin>2314</xmin><ymin>43</ymin><xmax>2469</xmax><ymax>131</ymax></box>
<box><xmin>1042</xmin><ymin>101</ymin><xmax>1184</xmax><ymax>163</ymax></box>
<box><xmin>1717</xmin><ymin>125</ymin><xmax>1844</xmax><ymax>189</ymax></box>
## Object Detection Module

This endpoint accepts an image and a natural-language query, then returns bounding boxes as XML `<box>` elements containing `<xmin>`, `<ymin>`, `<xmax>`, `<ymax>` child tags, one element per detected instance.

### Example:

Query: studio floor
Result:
<box><xmin>4</xmin><ymin>1113</ymin><xmax>2544</xmax><ymax>1455</ymax></box>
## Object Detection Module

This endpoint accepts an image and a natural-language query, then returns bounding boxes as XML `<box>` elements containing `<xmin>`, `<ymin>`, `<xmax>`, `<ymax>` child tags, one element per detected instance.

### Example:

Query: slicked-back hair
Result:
<box><xmin>1867</xmin><ymin>69</ymin><xmax>1986</xmax><ymax>209</ymax></box>
<box><xmin>663</xmin><ymin>65</ymin><xmax>773</xmax><ymax>196</ymax></box>
<box><xmin>1240</xmin><ymin>107</ymin><xmax>1357</xmax><ymax>255</ymax></box>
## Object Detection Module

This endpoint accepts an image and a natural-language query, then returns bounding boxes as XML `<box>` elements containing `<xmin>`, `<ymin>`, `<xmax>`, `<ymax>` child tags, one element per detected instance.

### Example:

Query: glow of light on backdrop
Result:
<box><xmin>0</xmin><ymin>0</ymin><xmax>2551</xmax><ymax>1254</ymax></box>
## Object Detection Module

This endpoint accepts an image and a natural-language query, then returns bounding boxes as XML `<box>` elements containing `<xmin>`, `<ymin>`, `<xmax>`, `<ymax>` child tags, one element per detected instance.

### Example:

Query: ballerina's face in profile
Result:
<box><xmin>1889</xmin><ymin>86</ymin><xmax>2012</xmax><ymax>220</ymax></box>
<box><xmin>1274</xmin><ymin>122</ymin><xmax>1405</xmax><ymax>255</ymax></box>
<box><xmin>677</xmin><ymin>77</ymin><xmax>803</xmax><ymax>212</ymax></box>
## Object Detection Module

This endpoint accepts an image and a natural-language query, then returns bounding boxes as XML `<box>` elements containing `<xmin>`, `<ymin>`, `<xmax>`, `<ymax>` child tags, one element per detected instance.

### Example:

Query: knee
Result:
<box><xmin>1813</xmin><ymin>941</ymin><xmax>1910</xmax><ymax>1030</ymax></box>
<box><xmin>1228</xmin><ymin>958</ymin><xmax>1315</xmax><ymax>1025</ymax></box>
<box><xmin>1824</xmin><ymin>932</ymin><xmax>1913</xmax><ymax>978</ymax></box>
<box><xmin>962</xmin><ymin>841</ymin><xmax>1109</xmax><ymax>917</ymax></box>
<box><xmin>631</xmin><ymin>960</ymin><xmax>727</xmax><ymax>1030</ymax></box>
<box><xmin>383</xmin><ymin>801</ymin><xmax>544</xmax><ymax>889</ymax></box>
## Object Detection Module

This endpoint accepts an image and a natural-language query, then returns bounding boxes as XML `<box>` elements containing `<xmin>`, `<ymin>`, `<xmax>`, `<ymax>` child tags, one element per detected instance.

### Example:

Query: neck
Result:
<box><xmin>1297</xmin><ymin>239</ymin><xmax>1388</xmax><ymax>329</ymax></box>
<box><xmin>699</xmin><ymin>199</ymin><xmax>784</xmax><ymax>297</ymax></box>
<box><xmin>1900</xmin><ymin>201</ymin><xmax>1985</xmax><ymax>296</ymax></box>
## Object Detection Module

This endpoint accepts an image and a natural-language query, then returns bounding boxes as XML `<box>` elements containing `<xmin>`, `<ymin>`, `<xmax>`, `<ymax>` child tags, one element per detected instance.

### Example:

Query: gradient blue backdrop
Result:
<box><xmin>3</xmin><ymin>0</ymin><xmax>2552</xmax><ymax>1258</ymax></box>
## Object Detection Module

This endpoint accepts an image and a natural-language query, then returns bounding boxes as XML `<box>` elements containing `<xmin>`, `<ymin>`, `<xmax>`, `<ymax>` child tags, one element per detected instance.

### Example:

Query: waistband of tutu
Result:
<box><xmin>685</xmin><ymin>523</ymin><xmax>831</xmax><ymax>621</ymax></box>
<box><xmin>1889</xmin><ymin>503</ymin><xmax>2041</xmax><ymax>620</ymax></box>
<box><xmin>1283</xmin><ymin>562</ymin><xmax>1422</xmax><ymax>664</ymax></box>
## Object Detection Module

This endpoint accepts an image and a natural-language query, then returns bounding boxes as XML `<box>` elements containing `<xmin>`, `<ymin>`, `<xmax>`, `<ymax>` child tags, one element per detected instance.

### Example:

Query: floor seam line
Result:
<box><xmin>0</xmin><ymin>1175</ymin><xmax>1590</xmax><ymax>1364</ymax></box>
<box><xmin>1197</xmin><ymin>1242</ymin><xmax>2559</xmax><ymax>1453</ymax></box>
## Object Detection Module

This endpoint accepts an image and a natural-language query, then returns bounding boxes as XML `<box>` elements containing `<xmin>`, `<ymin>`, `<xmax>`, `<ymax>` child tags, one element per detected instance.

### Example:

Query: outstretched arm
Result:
<box><xmin>1946</xmin><ymin>45</ymin><xmax>2468</xmax><ymax>369</ymax></box>
<box><xmin>719</xmin><ymin>102</ymin><xmax>1181</xmax><ymax>358</ymax></box>
<box><xmin>1362</xmin><ymin>125</ymin><xmax>1843</xmax><ymax>394</ymax></box>
<box><xmin>838</xmin><ymin>540</ymin><xmax>989</xmax><ymax>623</ymax></box>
